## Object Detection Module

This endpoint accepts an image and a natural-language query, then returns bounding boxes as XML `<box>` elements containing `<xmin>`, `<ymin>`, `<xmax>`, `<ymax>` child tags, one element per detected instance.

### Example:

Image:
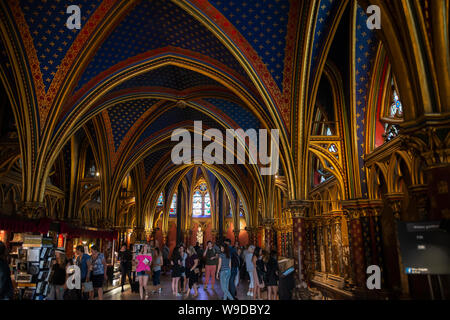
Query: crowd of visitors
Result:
<box><xmin>0</xmin><ymin>238</ymin><xmax>281</xmax><ymax>301</ymax></box>
<box><xmin>159</xmin><ymin>238</ymin><xmax>280</xmax><ymax>300</ymax></box>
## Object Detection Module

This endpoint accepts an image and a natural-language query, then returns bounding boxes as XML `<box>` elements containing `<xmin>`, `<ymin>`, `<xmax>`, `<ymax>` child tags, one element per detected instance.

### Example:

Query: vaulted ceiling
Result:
<box><xmin>0</xmin><ymin>0</ymin><xmax>356</xmax><ymax>216</ymax></box>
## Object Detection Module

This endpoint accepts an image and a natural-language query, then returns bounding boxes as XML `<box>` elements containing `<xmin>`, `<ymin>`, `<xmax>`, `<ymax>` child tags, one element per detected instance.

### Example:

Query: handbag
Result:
<box><xmin>82</xmin><ymin>281</ymin><xmax>93</xmax><ymax>293</ymax></box>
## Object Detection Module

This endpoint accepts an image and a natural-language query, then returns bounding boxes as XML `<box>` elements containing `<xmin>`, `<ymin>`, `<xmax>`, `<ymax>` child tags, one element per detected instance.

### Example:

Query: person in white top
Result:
<box><xmin>244</xmin><ymin>245</ymin><xmax>255</xmax><ymax>296</ymax></box>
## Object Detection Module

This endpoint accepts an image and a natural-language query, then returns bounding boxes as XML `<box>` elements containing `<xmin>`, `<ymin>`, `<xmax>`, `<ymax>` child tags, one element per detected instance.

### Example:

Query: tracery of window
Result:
<box><xmin>382</xmin><ymin>78</ymin><xmax>404</xmax><ymax>143</ymax></box>
<box><xmin>157</xmin><ymin>192</ymin><xmax>164</xmax><ymax>207</ymax></box>
<box><xmin>311</xmin><ymin>156</ymin><xmax>333</xmax><ymax>188</ymax></box>
<box><xmin>169</xmin><ymin>193</ymin><xmax>177</xmax><ymax>217</ymax></box>
<box><xmin>192</xmin><ymin>182</ymin><xmax>211</xmax><ymax>218</ymax></box>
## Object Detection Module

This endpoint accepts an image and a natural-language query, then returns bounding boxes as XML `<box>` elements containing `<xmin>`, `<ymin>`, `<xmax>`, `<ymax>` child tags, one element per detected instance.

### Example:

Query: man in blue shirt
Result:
<box><xmin>75</xmin><ymin>245</ymin><xmax>91</xmax><ymax>299</ymax></box>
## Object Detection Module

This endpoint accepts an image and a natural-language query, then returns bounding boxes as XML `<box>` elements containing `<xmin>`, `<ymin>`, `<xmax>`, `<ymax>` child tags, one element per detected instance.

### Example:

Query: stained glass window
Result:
<box><xmin>192</xmin><ymin>191</ymin><xmax>202</xmax><ymax>216</ymax></box>
<box><xmin>390</xmin><ymin>89</ymin><xmax>403</xmax><ymax>118</ymax></box>
<box><xmin>157</xmin><ymin>192</ymin><xmax>163</xmax><ymax>207</ymax></box>
<box><xmin>169</xmin><ymin>193</ymin><xmax>177</xmax><ymax>217</ymax></box>
<box><xmin>204</xmin><ymin>192</ymin><xmax>211</xmax><ymax>216</ymax></box>
<box><xmin>191</xmin><ymin>183</ymin><xmax>211</xmax><ymax>218</ymax></box>
<box><xmin>383</xmin><ymin>79</ymin><xmax>403</xmax><ymax>143</ymax></box>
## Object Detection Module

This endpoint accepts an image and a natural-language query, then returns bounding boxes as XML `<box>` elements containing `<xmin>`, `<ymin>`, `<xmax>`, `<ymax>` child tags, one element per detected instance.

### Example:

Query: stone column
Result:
<box><xmin>263</xmin><ymin>218</ymin><xmax>275</xmax><ymax>251</ymax></box>
<box><xmin>176</xmin><ymin>184</ymin><xmax>183</xmax><ymax>245</ymax></box>
<box><xmin>324</xmin><ymin>218</ymin><xmax>334</xmax><ymax>274</ymax></box>
<box><xmin>218</xmin><ymin>184</ymin><xmax>224</xmax><ymax>243</ymax></box>
<box><xmin>343</xmin><ymin>207</ymin><xmax>366</xmax><ymax>288</ymax></box>
<box><xmin>161</xmin><ymin>231</ymin><xmax>168</xmax><ymax>246</ymax></box>
<box><xmin>288</xmin><ymin>200</ymin><xmax>310</xmax><ymax>283</ymax></box>
<box><xmin>211</xmin><ymin>229</ymin><xmax>218</xmax><ymax>243</ymax></box>
<box><xmin>385</xmin><ymin>193</ymin><xmax>410</xmax><ymax>297</ymax></box>
<box><xmin>233</xmin><ymin>229</ymin><xmax>240</xmax><ymax>245</ymax></box>
<box><xmin>184</xmin><ymin>229</ymin><xmax>193</xmax><ymax>247</ymax></box>
<box><xmin>281</xmin><ymin>227</ymin><xmax>287</xmax><ymax>257</ymax></box>
<box><xmin>245</xmin><ymin>226</ymin><xmax>258</xmax><ymax>246</ymax></box>
<box><xmin>331</xmin><ymin>214</ymin><xmax>344</xmax><ymax>277</ymax></box>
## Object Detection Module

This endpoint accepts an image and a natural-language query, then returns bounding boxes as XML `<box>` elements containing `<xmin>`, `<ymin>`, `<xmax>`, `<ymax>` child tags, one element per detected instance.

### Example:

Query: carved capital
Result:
<box><xmin>131</xmin><ymin>227</ymin><xmax>146</xmax><ymax>242</ymax></box>
<box><xmin>262</xmin><ymin>218</ymin><xmax>275</xmax><ymax>230</ymax></box>
<box><xmin>385</xmin><ymin>193</ymin><xmax>404</xmax><ymax>220</ymax></box>
<box><xmin>287</xmin><ymin>200</ymin><xmax>311</xmax><ymax>218</ymax></box>
<box><xmin>20</xmin><ymin>202</ymin><xmax>45</xmax><ymax>219</ymax></box>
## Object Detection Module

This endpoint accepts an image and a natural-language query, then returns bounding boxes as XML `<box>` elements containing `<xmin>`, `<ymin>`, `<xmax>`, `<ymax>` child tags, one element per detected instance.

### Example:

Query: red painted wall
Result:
<box><xmin>167</xmin><ymin>221</ymin><xmax>177</xmax><ymax>256</ymax></box>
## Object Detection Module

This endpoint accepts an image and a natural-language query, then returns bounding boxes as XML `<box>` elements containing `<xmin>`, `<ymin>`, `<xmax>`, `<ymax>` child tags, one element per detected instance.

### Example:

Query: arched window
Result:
<box><xmin>204</xmin><ymin>192</ymin><xmax>211</xmax><ymax>216</ymax></box>
<box><xmin>169</xmin><ymin>193</ymin><xmax>177</xmax><ymax>217</ymax></box>
<box><xmin>382</xmin><ymin>78</ymin><xmax>404</xmax><ymax>143</ymax></box>
<box><xmin>192</xmin><ymin>182</ymin><xmax>211</xmax><ymax>218</ymax></box>
<box><xmin>157</xmin><ymin>192</ymin><xmax>164</xmax><ymax>207</ymax></box>
<box><xmin>193</xmin><ymin>191</ymin><xmax>202</xmax><ymax>216</ymax></box>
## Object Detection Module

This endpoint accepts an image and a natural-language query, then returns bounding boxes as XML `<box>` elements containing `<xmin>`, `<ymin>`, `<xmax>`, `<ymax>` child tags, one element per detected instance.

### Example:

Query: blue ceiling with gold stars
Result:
<box><xmin>135</xmin><ymin>106</ymin><xmax>224</xmax><ymax>147</ymax></box>
<box><xmin>355</xmin><ymin>5</ymin><xmax>378</xmax><ymax>197</ymax></box>
<box><xmin>143</xmin><ymin>147</ymin><xmax>172</xmax><ymax>178</ymax></box>
<box><xmin>204</xmin><ymin>98</ymin><xmax>260</xmax><ymax>131</ymax></box>
<box><xmin>310</xmin><ymin>0</ymin><xmax>340</xmax><ymax>91</ymax></box>
<box><xmin>111</xmin><ymin>65</ymin><xmax>224</xmax><ymax>93</ymax></box>
<box><xmin>75</xmin><ymin>0</ymin><xmax>250</xmax><ymax>92</ymax></box>
<box><xmin>108</xmin><ymin>98</ymin><xmax>159</xmax><ymax>151</ymax></box>
<box><xmin>208</xmin><ymin>0</ymin><xmax>290</xmax><ymax>89</ymax></box>
<box><xmin>19</xmin><ymin>0</ymin><xmax>103</xmax><ymax>91</ymax></box>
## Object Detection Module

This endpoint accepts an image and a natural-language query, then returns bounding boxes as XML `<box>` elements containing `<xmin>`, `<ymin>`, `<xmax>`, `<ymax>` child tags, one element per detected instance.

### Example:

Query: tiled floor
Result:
<box><xmin>104</xmin><ymin>272</ymin><xmax>266</xmax><ymax>300</ymax></box>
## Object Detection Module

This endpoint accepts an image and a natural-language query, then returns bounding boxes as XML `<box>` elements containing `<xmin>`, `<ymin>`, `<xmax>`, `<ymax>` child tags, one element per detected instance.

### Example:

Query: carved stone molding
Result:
<box><xmin>400</xmin><ymin>126</ymin><xmax>450</xmax><ymax>168</ymax></box>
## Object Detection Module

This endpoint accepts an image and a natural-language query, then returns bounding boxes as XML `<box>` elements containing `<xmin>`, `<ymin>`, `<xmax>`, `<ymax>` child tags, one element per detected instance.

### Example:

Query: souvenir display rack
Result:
<box><xmin>12</xmin><ymin>234</ymin><xmax>55</xmax><ymax>300</ymax></box>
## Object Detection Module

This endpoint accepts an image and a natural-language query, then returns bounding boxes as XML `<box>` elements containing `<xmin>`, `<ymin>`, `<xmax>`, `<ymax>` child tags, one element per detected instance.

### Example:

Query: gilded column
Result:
<box><xmin>288</xmin><ymin>200</ymin><xmax>310</xmax><ymax>283</ymax></box>
<box><xmin>245</xmin><ymin>226</ymin><xmax>258</xmax><ymax>246</ymax></box>
<box><xmin>263</xmin><ymin>218</ymin><xmax>275</xmax><ymax>251</ymax></box>
<box><xmin>344</xmin><ymin>207</ymin><xmax>366</xmax><ymax>288</ymax></box>
<box><xmin>331</xmin><ymin>214</ymin><xmax>344</xmax><ymax>277</ymax></box>
<box><xmin>233</xmin><ymin>229</ymin><xmax>240</xmax><ymax>245</ymax></box>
